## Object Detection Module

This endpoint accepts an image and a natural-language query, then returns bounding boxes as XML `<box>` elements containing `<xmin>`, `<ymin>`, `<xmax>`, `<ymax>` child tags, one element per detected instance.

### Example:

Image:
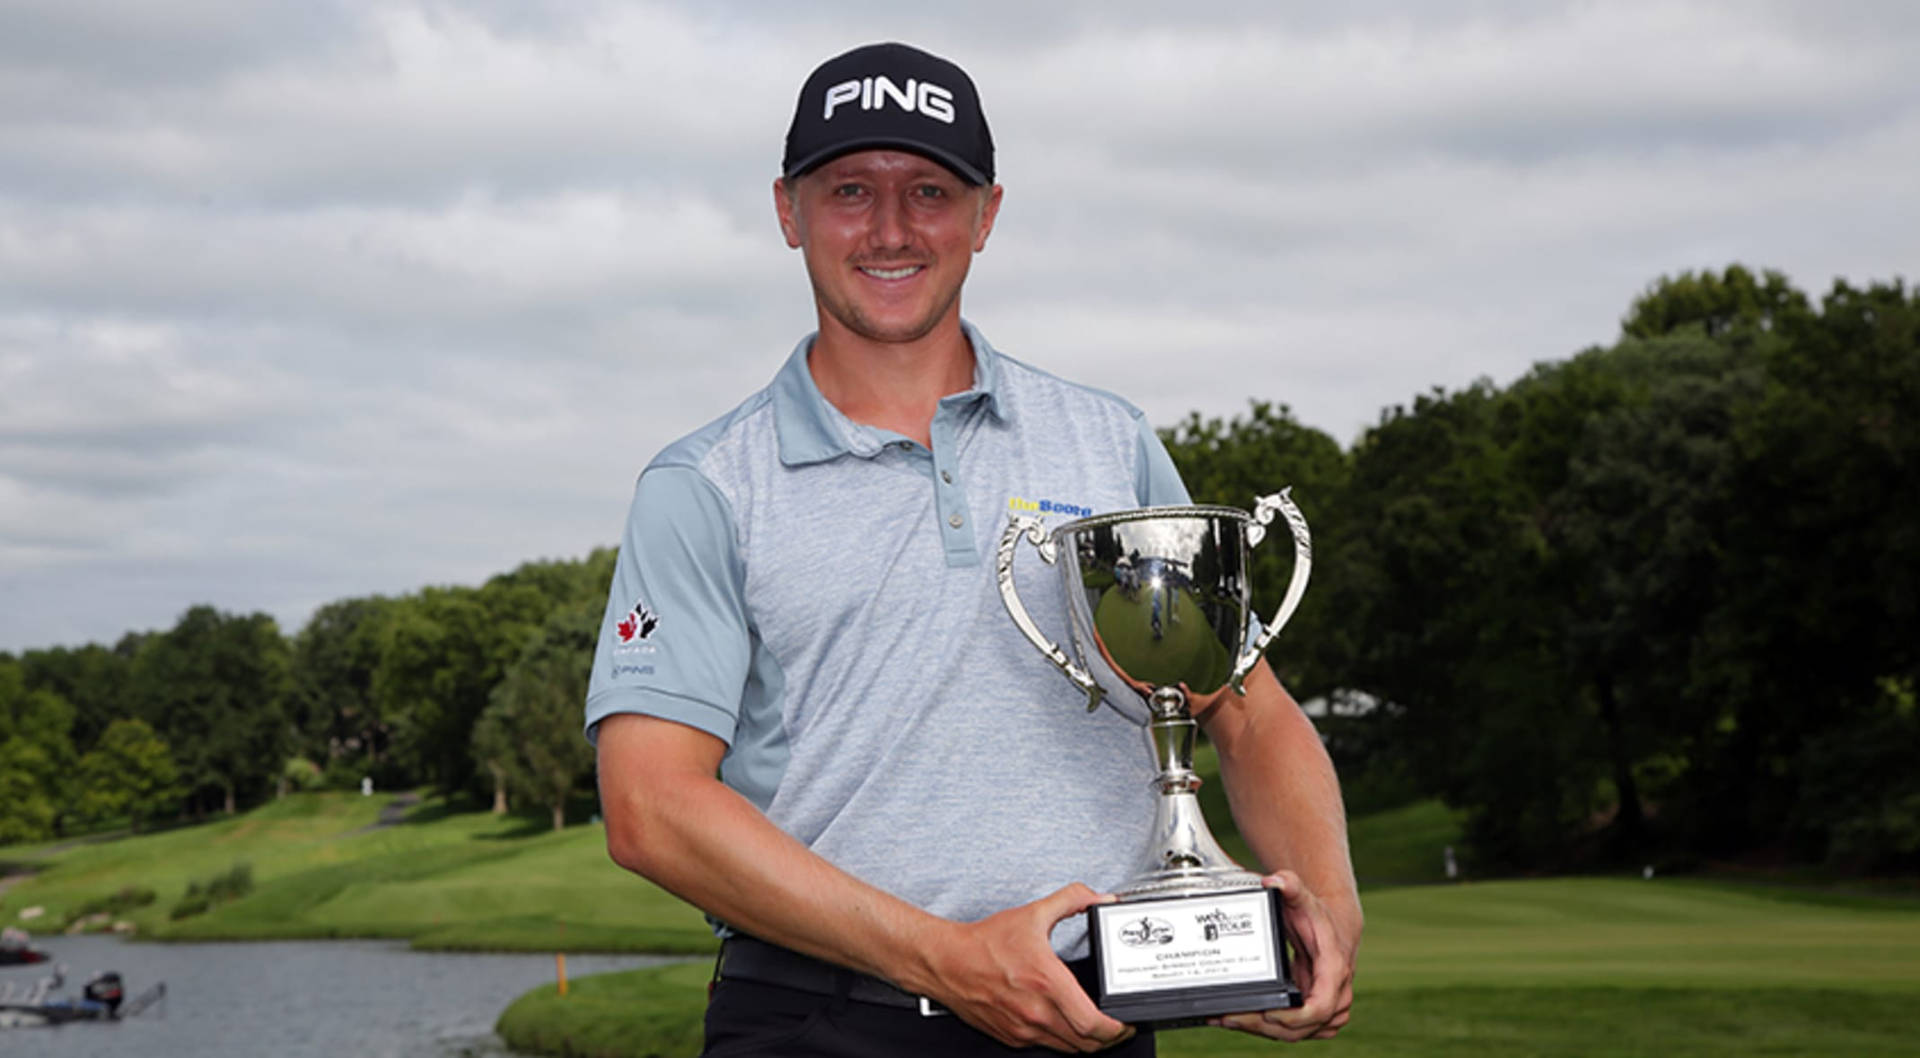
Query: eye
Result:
<box><xmin>913</xmin><ymin>184</ymin><xmax>948</xmax><ymax>199</ymax></box>
<box><xmin>832</xmin><ymin>183</ymin><xmax>867</xmax><ymax>199</ymax></box>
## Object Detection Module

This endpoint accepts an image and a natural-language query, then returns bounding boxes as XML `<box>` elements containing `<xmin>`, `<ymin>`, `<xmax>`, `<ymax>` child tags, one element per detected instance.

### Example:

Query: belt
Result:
<box><xmin>715</xmin><ymin>936</ymin><xmax>950</xmax><ymax>1016</ymax></box>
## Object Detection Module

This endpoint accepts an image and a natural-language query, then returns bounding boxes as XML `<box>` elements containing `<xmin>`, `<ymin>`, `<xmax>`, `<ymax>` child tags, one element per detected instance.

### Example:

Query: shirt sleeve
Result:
<box><xmin>583</xmin><ymin>464</ymin><xmax>751</xmax><ymax>745</ymax></box>
<box><xmin>1132</xmin><ymin>413</ymin><xmax>1193</xmax><ymax>506</ymax></box>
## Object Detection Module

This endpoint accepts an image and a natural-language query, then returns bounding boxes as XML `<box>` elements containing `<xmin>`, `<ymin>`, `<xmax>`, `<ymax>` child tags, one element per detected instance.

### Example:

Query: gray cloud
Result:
<box><xmin>2</xmin><ymin>0</ymin><xmax>1915</xmax><ymax>652</ymax></box>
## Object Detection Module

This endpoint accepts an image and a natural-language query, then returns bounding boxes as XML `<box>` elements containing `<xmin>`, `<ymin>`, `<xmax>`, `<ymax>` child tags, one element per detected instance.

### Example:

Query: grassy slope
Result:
<box><xmin>0</xmin><ymin>791</ymin><xmax>714</xmax><ymax>953</ymax></box>
<box><xmin>1191</xmin><ymin>743</ymin><xmax>1465</xmax><ymax>888</ymax></box>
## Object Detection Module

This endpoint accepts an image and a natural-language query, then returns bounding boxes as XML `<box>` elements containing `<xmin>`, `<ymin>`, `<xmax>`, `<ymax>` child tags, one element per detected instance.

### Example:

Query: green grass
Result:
<box><xmin>1160</xmin><ymin>988</ymin><xmax>1920</xmax><ymax>1057</ymax></box>
<box><xmin>0</xmin><ymin>791</ymin><xmax>714</xmax><ymax>953</ymax></box>
<box><xmin>1351</xmin><ymin>876</ymin><xmax>1920</xmax><ymax>993</ymax></box>
<box><xmin>8</xmin><ymin>789</ymin><xmax>1919</xmax><ymax>1057</ymax></box>
<box><xmin>498</xmin><ymin>960</ymin><xmax>713</xmax><ymax>1058</ymax></box>
<box><xmin>1193</xmin><ymin>743</ymin><xmax>1465</xmax><ymax>887</ymax></box>
<box><xmin>1347</xmin><ymin>799</ymin><xmax>1468</xmax><ymax>886</ymax></box>
<box><xmin>504</xmin><ymin>979</ymin><xmax>1920</xmax><ymax>1058</ymax></box>
<box><xmin>495</xmin><ymin>877</ymin><xmax>1920</xmax><ymax>1058</ymax></box>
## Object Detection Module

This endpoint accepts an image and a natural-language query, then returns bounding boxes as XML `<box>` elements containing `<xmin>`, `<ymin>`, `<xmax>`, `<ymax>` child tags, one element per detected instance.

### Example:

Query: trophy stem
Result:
<box><xmin>1116</xmin><ymin>690</ymin><xmax>1263</xmax><ymax>899</ymax></box>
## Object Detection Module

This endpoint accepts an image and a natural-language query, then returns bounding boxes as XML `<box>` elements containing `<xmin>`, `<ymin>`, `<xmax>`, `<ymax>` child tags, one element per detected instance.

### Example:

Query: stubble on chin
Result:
<box><xmin>808</xmin><ymin>265</ymin><xmax>966</xmax><ymax>346</ymax></box>
<box><xmin>828</xmin><ymin>300</ymin><xmax>948</xmax><ymax>345</ymax></box>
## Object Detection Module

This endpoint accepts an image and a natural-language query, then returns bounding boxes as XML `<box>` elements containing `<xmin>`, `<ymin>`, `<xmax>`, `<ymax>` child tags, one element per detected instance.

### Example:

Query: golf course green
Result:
<box><xmin>4</xmin><ymin>789</ymin><xmax>1916</xmax><ymax>1057</ymax></box>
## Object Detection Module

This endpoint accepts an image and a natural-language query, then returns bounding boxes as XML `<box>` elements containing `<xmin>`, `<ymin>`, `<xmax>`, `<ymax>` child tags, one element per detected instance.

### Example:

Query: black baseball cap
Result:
<box><xmin>782</xmin><ymin>42</ymin><xmax>995</xmax><ymax>186</ymax></box>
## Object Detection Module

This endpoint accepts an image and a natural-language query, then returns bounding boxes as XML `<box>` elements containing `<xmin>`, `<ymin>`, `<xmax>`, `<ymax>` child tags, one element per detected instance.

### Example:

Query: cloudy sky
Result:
<box><xmin>2</xmin><ymin>0</ymin><xmax>1916</xmax><ymax>653</ymax></box>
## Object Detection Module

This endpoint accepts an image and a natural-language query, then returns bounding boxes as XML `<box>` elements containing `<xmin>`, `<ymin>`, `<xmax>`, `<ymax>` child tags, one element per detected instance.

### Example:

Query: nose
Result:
<box><xmin>868</xmin><ymin>190</ymin><xmax>911</xmax><ymax>251</ymax></box>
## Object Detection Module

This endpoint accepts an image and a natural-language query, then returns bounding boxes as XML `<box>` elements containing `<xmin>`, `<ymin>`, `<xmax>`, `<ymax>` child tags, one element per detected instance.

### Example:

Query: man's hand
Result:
<box><xmin>1210</xmin><ymin>870</ymin><xmax>1356</xmax><ymax>1041</ymax></box>
<box><xmin>914</xmin><ymin>883</ymin><xmax>1135</xmax><ymax>1053</ymax></box>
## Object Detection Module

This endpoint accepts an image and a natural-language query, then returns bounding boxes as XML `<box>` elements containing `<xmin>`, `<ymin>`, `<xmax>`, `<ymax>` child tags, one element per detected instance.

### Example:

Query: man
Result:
<box><xmin>587</xmin><ymin>42</ymin><xmax>1360</xmax><ymax>1056</ymax></box>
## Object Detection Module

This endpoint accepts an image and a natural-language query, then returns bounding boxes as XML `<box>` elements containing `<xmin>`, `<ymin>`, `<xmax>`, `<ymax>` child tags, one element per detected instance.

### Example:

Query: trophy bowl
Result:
<box><xmin>997</xmin><ymin>491</ymin><xmax>1311</xmax><ymax>1026</ymax></box>
<box><xmin>1057</xmin><ymin>506</ymin><xmax>1259</xmax><ymax>722</ymax></box>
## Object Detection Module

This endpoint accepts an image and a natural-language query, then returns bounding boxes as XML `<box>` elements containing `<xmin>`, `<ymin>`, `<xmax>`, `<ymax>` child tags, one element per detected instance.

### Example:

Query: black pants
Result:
<box><xmin>702</xmin><ymin>977</ymin><xmax>1158</xmax><ymax>1058</ymax></box>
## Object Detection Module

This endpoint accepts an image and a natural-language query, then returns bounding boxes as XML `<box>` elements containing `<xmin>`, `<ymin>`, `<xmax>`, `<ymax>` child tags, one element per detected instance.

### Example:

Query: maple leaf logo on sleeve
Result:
<box><xmin>616</xmin><ymin>598</ymin><xmax>660</xmax><ymax>644</ymax></box>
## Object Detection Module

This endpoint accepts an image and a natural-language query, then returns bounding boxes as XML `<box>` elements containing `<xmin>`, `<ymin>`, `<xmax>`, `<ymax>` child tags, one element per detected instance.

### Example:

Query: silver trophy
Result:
<box><xmin>997</xmin><ymin>491</ymin><xmax>1311</xmax><ymax>1026</ymax></box>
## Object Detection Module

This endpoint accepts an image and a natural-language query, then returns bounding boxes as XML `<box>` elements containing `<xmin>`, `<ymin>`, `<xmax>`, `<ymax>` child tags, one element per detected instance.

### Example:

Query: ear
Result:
<box><xmin>773</xmin><ymin>177</ymin><xmax>803</xmax><ymax>249</ymax></box>
<box><xmin>972</xmin><ymin>183</ymin><xmax>1005</xmax><ymax>253</ymax></box>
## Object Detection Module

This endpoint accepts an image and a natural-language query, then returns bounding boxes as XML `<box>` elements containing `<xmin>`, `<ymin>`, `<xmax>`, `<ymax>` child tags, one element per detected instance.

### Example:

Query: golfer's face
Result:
<box><xmin>776</xmin><ymin>149</ymin><xmax>1001</xmax><ymax>345</ymax></box>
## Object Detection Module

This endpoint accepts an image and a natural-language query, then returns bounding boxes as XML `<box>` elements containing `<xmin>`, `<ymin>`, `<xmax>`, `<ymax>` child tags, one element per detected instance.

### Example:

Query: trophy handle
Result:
<box><xmin>1230</xmin><ymin>489</ymin><xmax>1312</xmax><ymax>694</ymax></box>
<box><xmin>996</xmin><ymin>514</ymin><xmax>1105</xmax><ymax>711</ymax></box>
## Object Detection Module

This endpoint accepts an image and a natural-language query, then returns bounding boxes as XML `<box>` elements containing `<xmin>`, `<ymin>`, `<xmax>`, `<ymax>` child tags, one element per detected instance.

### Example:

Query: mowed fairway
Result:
<box><xmin>1356</xmin><ymin>877</ymin><xmax>1920</xmax><ymax>992</ymax></box>
<box><xmin>1158</xmin><ymin>877</ymin><xmax>1920</xmax><ymax>1057</ymax></box>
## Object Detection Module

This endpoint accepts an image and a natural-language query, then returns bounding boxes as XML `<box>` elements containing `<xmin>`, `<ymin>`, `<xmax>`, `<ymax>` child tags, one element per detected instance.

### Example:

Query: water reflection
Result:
<box><xmin>2</xmin><ymin>934</ymin><xmax>678</xmax><ymax>1058</ymax></box>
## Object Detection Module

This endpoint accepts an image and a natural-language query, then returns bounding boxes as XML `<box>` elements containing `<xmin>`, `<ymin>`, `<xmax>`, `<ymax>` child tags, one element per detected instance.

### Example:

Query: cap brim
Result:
<box><xmin>784</xmin><ymin>137</ymin><xmax>989</xmax><ymax>186</ymax></box>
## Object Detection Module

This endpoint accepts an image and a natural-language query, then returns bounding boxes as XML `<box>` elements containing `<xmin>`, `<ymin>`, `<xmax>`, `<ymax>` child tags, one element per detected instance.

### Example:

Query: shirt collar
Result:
<box><xmin>773</xmin><ymin>319</ymin><xmax>1010</xmax><ymax>467</ymax></box>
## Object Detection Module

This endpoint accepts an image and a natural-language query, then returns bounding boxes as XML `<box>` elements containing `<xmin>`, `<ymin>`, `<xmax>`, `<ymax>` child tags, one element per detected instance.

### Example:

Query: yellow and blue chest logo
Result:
<box><xmin>1007</xmin><ymin>495</ymin><xmax>1093</xmax><ymax>520</ymax></box>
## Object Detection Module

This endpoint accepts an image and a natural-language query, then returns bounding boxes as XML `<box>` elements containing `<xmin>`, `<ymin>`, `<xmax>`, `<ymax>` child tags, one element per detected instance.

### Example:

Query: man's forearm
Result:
<box><xmin>596</xmin><ymin>716</ymin><xmax>954</xmax><ymax>990</ymax></box>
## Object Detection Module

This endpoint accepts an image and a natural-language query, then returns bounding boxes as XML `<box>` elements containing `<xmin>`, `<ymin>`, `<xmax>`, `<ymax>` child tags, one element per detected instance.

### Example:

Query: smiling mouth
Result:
<box><xmin>858</xmin><ymin>264</ymin><xmax>925</xmax><ymax>280</ymax></box>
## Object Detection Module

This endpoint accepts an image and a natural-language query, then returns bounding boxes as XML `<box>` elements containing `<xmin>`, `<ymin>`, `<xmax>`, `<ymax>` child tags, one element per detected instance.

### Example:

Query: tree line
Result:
<box><xmin>0</xmin><ymin>552</ymin><xmax>611</xmax><ymax>840</ymax></box>
<box><xmin>4</xmin><ymin>266</ymin><xmax>1914</xmax><ymax>874</ymax></box>
<box><xmin>1165</xmin><ymin>266</ymin><xmax>1918</xmax><ymax>873</ymax></box>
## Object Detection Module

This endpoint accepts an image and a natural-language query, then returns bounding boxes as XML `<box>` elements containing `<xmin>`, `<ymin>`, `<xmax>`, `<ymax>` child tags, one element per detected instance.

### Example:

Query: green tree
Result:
<box><xmin>377</xmin><ymin>552</ymin><xmax>616</xmax><ymax>799</ymax></box>
<box><xmin>0</xmin><ymin>659</ymin><xmax>78</xmax><ymax>843</ymax></box>
<box><xmin>132</xmin><ymin>606</ymin><xmax>292</xmax><ymax>815</ymax></box>
<box><xmin>290</xmin><ymin>595</ymin><xmax>394</xmax><ymax>781</ymax></box>
<box><xmin>375</xmin><ymin>585</ymin><xmax>512</xmax><ymax>796</ymax></box>
<box><xmin>473</xmin><ymin>603</ymin><xmax>600</xmax><ymax>831</ymax></box>
<box><xmin>74</xmin><ymin>718</ymin><xmax>180</xmax><ymax>831</ymax></box>
<box><xmin>1713</xmin><ymin>278</ymin><xmax>1920</xmax><ymax>862</ymax></box>
<box><xmin>471</xmin><ymin>703</ymin><xmax>514</xmax><ymax>816</ymax></box>
<box><xmin>19</xmin><ymin>642</ymin><xmax>134</xmax><ymax>753</ymax></box>
<box><xmin>1328</xmin><ymin>268</ymin><xmax>1917</xmax><ymax>871</ymax></box>
<box><xmin>1517</xmin><ymin>331</ymin><xmax>1769</xmax><ymax>859</ymax></box>
<box><xmin>1621</xmin><ymin>264</ymin><xmax>1809</xmax><ymax>342</ymax></box>
<box><xmin>1341</xmin><ymin>381</ymin><xmax>1608</xmax><ymax>867</ymax></box>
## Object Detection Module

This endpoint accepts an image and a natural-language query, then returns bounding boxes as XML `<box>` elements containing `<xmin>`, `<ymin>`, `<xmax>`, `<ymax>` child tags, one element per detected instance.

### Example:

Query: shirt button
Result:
<box><xmin>948</xmin><ymin>513</ymin><xmax>964</xmax><ymax>529</ymax></box>
<box><xmin>940</xmin><ymin>470</ymin><xmax>953</xmax><ymax>484</ymax></box>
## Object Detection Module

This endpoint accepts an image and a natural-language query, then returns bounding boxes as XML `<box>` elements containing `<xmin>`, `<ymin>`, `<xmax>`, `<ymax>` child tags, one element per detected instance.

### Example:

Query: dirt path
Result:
<box><xmin>352</xmin><ymin>792</ymin><xmax>423</xmax><ymax>834</ymax></box>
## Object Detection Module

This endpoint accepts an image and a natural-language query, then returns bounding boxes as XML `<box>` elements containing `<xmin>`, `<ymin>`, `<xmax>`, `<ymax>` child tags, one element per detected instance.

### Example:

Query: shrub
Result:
<box><xmin>281</xmin><ymin>757</ymin><xmax>324</xmax><ymax>793</ymax></box>
<box><xmin>168</xmin><ymin>862</ymin><xmax>254</xmax><ymax>920</ymax></box>
<box><xmin>62</xmin><ymin>886</ymin><xmax>157</xmax><ymax>930</ymax></box>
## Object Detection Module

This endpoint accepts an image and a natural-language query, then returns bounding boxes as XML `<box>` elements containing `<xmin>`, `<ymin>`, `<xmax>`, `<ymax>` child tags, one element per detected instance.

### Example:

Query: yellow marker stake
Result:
<box><xmin>556</xmin><ymin>952</ymin><xmax>568</xmax><ymax>996</ymax></box>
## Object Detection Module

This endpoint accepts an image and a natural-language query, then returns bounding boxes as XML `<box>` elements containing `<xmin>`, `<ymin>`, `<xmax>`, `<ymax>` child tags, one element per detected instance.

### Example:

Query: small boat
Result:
<box><xmin>0</xmin><ymin>968</ymin><xmax>166</xmax><ymax>1029</ymax></box>
<box><xmin>0</xmin><ymin>928</ymin><xmax>49</xmax><ymax>967</ymax></box>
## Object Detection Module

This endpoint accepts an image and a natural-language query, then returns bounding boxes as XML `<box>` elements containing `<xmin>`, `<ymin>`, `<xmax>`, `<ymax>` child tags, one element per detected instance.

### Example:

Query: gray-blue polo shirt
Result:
<box><xmin>586</xmin><ymin>322</ymin><xmax>1191</xmax><ymax>955</ymax></box>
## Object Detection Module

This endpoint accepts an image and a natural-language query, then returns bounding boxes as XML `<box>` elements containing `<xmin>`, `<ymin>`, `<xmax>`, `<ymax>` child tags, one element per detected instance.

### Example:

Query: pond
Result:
<box><xmin>1</xmin><ymin>933</ymin><xmax>681</xmax><ymax>1057</ymax></box>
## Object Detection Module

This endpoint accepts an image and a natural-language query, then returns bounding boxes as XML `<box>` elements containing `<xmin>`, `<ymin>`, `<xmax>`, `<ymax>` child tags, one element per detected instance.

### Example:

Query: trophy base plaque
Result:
<box><xmin>1086</xmin><ymin>887</ymin><xmax>1301</xmax><ymax>1029</ymax></box>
